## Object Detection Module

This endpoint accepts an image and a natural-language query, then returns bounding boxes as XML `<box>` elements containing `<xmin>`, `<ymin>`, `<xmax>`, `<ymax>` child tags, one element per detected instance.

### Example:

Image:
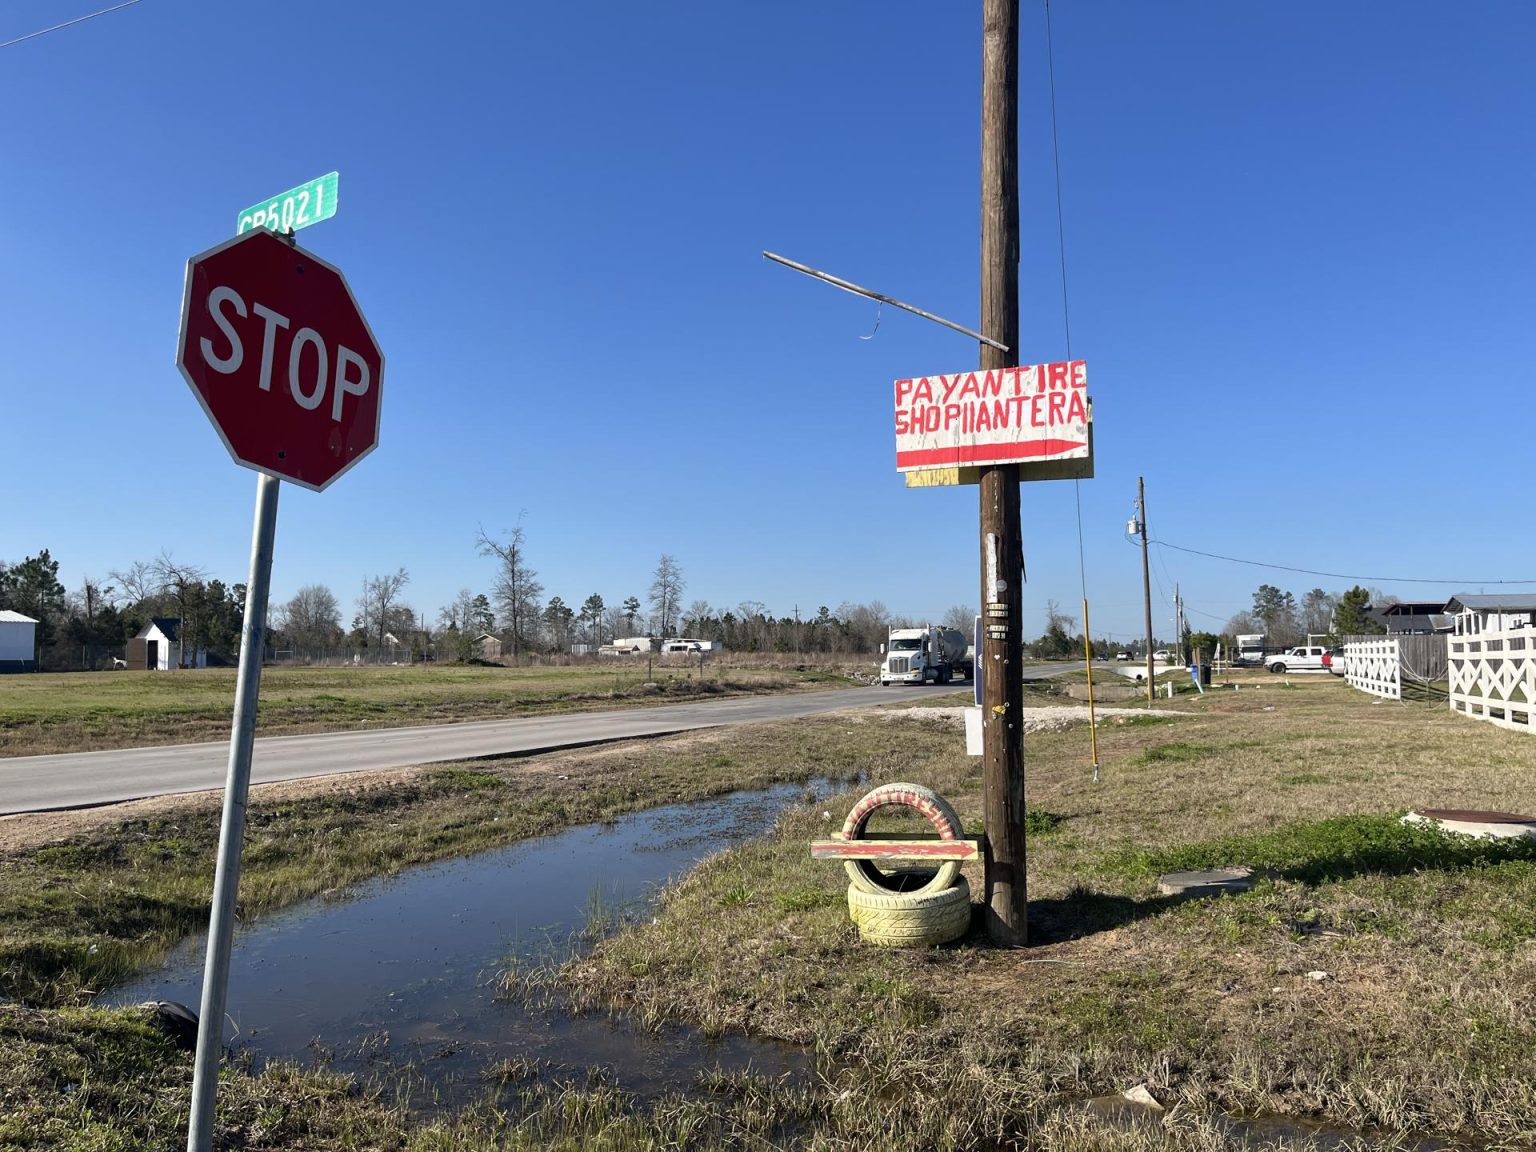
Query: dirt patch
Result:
<box><xmin>879</xmin><ymin>705</ymin><xmax>1197</xmax><ymax>733</ymax></box>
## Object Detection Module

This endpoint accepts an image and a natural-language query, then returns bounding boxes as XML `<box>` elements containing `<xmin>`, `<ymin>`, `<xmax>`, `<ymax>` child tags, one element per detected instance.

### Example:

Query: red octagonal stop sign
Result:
<box><xmin>177</xmin><ymin>228</ymin><xmax>384</xmax><ymax>491</ymax></box>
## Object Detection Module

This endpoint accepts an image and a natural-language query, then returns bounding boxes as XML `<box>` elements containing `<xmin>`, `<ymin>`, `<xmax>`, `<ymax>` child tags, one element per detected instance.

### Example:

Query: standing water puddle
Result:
<box><xmin>104</xmin><ymin>781</ymin><xmax>830</xmax><ymax>1105</ymax></box>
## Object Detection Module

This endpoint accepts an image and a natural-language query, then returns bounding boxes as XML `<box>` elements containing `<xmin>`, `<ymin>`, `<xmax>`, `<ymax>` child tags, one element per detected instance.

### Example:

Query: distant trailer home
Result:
<box><xmin>126</xmin><ymin>618</ymin><xmax>207</xmax><ymax>671</ymax></box>
<box><xmin>0</xmin><ymin>610</ymin><xmax>39</xmax><ymax>673</ymax></box>
<box><xmin>660</xmin><ymin>638</ymin><xmax>722</xmax><ymax>654</ymax></box>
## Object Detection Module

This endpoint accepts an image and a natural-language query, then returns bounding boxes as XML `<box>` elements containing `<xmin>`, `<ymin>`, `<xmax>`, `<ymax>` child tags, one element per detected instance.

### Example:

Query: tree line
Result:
<box><xmin>1220</xmin><ymin>583</ymin><xmax>1387</xmax><ymax>650</ymax></box>
<box><xmin>1</xmin><ymin>536</ymin><xmax>964</xmax><ymax>670</ymax></box>
<box><xmin>9</xmin><ymin>536</ymin><xmax>1337</xmax><ymax>672</ymax></box>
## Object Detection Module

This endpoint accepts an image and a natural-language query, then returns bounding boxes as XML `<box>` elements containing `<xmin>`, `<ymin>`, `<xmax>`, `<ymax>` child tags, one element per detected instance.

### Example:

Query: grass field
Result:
<box><xmin>0</xmin><ymin>659</ymin><xmax>857</xmax><ymax>756</ymax></box>
<box><xmin>4</xmin><ymin>676</ymin><xmax>1536</xmax><ymax>1149</ymax></box>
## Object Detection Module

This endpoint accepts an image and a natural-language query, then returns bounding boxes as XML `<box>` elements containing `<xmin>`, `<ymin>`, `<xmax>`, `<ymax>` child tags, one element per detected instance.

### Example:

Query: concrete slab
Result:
<box><xmin>1157</xmin><ymin>866</ymin><xmax>1255</xmax><ymax>897</ymax></box>
<box><xmin>1402</xmin><ymin>810</ymin><xmax>1536</xmax><ymax>841</ymax></box>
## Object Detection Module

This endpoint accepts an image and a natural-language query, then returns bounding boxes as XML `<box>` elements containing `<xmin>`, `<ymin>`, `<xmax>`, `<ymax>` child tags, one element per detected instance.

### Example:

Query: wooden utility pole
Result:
<box><xmin>1138</xmin><ymin>475</ymin><xmax>1154</xmax><ymax>704</ymax></box>
<box><xmin>979</xmin><ymin>0</ymin><xmax>1026</xmax><ymax>946</ymax></box>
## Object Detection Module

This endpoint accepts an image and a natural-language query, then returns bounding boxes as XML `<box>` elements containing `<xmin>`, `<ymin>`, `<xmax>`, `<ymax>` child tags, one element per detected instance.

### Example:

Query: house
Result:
<box><xmin>474</xmin><ymin>633</ymin><xmax>502</xmax><ymax>660</ymax></box>
<box><xmin>126</xmin><ymin>618</ymin><xmax>207</xmax><ymax>670</ymax></box>
<box><xmin>1372</xmin><ymin>601</ymin><xmax>1453</xmax><ymax>635</ymax></box>
<box><xmin>0</xmin><ymin>610</ymin><xmax>38</xmax><ymax>673</ymax></box>
<box><xmin>1444</xmin><ymin>593</ymin><xmax>1536</xmax><ymax>635</ymax></box>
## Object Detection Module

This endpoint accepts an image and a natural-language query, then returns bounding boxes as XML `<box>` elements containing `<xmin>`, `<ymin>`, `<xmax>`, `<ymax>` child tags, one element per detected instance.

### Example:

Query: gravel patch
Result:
<box><xmin>877</xmin><ymin>704</ymin><xmax>1196</xmax><ymax>733</ymax></box>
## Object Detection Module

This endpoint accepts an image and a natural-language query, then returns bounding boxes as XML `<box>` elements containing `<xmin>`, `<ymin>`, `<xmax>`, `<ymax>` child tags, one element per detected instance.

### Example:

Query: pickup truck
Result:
<box><xmin>1265</xmin><ymin>645</ymin><xmax>1329</xmax><ymax>673</ymax></box>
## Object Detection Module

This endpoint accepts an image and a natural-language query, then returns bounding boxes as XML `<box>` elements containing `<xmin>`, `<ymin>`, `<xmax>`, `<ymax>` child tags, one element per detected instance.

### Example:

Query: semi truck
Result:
<box><xmin>880</xmin><ymin>626</ymin><xmax>972</xmax><ymax>686</ymax></box>
<box><xmin>1234</xmin><ymin>634</ymin><xmax>1266</xmax><ymax>667</ymax></box>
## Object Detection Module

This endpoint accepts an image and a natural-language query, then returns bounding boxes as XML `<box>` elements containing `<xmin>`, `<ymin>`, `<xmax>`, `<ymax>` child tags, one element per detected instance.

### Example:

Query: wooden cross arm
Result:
<box><xmin>810</xmin><ymin>834</ymin><xmax>982</xmax><ymax>863</ymax></box>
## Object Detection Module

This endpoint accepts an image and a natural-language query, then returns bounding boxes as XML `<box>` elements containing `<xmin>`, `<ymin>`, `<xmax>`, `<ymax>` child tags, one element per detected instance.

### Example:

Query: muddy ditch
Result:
<box><xmin>101</xmin><ymin>780</ymin><xmax>839</xmax><ymax>1107</ymax></box>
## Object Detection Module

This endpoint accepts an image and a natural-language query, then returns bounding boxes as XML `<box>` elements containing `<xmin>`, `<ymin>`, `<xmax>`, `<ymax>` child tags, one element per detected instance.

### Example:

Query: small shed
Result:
<box><xmin>0</xmin><ymin>610</ymin><xmax>39</xmax><ymax>672</ymax></box>
<box><xmin>474</xmin><ymin>633</ymin><xmax>502</xmax><ymax>660</ymax></box>
<box><xmin>128</xmin><ymin>618</ymin><xmax>207</xmax><ymax>670</ymax></box>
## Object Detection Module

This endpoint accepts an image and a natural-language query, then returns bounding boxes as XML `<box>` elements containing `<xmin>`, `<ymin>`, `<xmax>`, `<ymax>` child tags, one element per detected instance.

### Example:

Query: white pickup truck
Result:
<box><xmin>1265</xmin><ymin>645</ymin><xmax>1329</xmax><ymax>673</ymax></box>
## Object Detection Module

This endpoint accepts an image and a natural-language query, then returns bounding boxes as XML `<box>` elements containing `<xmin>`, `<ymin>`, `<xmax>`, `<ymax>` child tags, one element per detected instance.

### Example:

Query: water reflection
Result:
<box><xmin>105</xmin><ymin>781</ymin><xmax>830</xmax><ymax>1105</ymax></box>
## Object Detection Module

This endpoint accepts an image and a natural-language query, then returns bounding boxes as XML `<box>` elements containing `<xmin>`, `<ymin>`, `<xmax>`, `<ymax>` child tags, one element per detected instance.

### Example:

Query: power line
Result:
<box><xmin>0</xmin><ymin>0</ymin><xmax>143</xmax><ymax>50</ymax></box>
<box><xmin>1149</xmin><ymin>538</ymin><xmax>1536</xmax><ymax>586</ymax></box>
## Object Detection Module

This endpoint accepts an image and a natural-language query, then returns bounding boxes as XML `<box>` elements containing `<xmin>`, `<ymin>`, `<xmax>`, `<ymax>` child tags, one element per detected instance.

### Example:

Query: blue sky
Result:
<box><xmin>3</xmin><ymin>1</ymin><xmax>1533</xmax><ymax>645</ymax></box>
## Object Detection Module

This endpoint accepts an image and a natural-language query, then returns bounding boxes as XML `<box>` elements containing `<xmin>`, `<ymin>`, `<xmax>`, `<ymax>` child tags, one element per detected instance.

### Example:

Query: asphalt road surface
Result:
<box><xmin>1</xmin><ymin>665</ymin><xmax>1081</xmax><ymax>815</ymax></box>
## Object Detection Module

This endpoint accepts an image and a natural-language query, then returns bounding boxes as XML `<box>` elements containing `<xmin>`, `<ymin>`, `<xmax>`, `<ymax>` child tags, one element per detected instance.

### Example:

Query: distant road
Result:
<box><xmin>1</xmin><ymin>665</ymin><xmax>1081</xmax><ymax>815</ymax></box>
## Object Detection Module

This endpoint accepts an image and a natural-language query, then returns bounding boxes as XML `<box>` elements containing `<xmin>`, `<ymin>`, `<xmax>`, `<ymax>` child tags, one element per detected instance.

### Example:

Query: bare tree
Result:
<box><xmin>280</xmin><ymin>584</ymin><xmax>342</xmax><ymax>649</ymax></box>
<box><xmin>649</xmin><ymin>555</ymin><xmax>685</xmax><ymax>639</ymax></box>
<box><xmin>438</xmin><ymin>587</ymin><xmax>483</xmax><ymax>633</ymax></box>
<box><xmin>1223</xmin><ymin>610</ymin><xmax>1260</xmax><ymax>637</ymax></box>
<box><xmin>356</xmin><ymin>569</ymin><xmax>410</xmax><ymax>650</ymax></box>
<box><xmin>1300</xmin><ymin>588</ymin><xmax>1337</xmax><ymax>638</ymax></box>
<box><xmin>108</xmin><ymin>560</ymin><xmax>161</xmax><ymax>609</ymax></box>
<box><xmin>682</xmin><ymin>599</ymin><xmax>715</xmax><ymax>637</ymax></box>
<box><xmin>477</xmin><ymin>526</ymin><xmax>543</xmax><ymax>657</ymax></box>
<box><xmin>149</xmin><ymin>552</ymin><xmax>208</xmax><ymax>666</ymax></box>
<box><xmin>942</xmin><ymin>604</ymin><xmax>977</xmax><ymax>633</ymax></box>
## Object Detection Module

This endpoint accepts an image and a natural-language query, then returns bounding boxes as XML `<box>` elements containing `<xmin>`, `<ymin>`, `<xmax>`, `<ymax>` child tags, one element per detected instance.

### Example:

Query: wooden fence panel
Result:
<box><xmin>1449</xmin><ymin>623</ymin><xmax>1536</xmax><ymax>732</ymax></box>
<box><xmin>1342</xmin><ymin>638</ymin><xmax>1401</xmax><ymax>700</ymax></box>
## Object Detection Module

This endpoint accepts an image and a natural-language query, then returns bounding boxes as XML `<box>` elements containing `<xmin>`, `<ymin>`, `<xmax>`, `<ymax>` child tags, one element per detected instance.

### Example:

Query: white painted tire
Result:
<box><xmin>847</xmin><ymin>876</ymin><xmax>972</xmax><ymax>947</ymax></box>
<box><xmin>841</xmin><ymin>782</ymin><xmax>966</xmax><ymax>896</ymax></box>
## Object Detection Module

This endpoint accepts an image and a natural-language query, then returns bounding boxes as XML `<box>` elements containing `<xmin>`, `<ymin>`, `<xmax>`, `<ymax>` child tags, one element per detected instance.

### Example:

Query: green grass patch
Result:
<box><xmin>1026</xmin><ymin>809</ymin><xmax>1066</xmax><ymax>835</ymax></box>
<box><xmin>1137</xmin><ymin>741</ymin><xmax>1216</xmax><ymax>764</ymax></box>
<box><xmin>1105</xmin><ymin>813</ymin><xmax>1536</xmax><ymax>886</ymax></box>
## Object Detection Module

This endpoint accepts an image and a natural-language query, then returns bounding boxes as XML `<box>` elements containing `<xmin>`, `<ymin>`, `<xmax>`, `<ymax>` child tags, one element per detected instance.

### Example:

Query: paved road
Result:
<box><xmin>0</xmin><ymin>665</ymin><xmax>1080</xmax><ymax>815</ymax></box>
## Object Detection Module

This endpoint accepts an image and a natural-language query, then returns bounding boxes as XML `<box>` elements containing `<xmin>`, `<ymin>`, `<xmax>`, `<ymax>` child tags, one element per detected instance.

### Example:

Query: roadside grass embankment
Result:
<box><xmin>0</xmin><ymin>659</ymin><xmax>858</xmax><ymax>757</ymax></box>
<box><xmin>5</xmin><ymin>678</ymin><xmax>1536</xmax><ymax>1149</ymax></box>
<box><xmin>567</xmin><ymin>679</ymin><xmax>1536</xmax><ymax>1146</ymax></box>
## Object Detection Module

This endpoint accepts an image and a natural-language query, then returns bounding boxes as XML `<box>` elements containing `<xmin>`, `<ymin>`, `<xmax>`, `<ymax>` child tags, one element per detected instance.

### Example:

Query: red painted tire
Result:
<box><xmin>842</xmin><ymin>782</ymin><xmax>965</xmax><ymax>896</ymax></box>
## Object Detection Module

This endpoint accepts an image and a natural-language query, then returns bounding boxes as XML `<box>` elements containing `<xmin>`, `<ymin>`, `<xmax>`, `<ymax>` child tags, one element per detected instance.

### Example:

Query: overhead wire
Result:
<box><xmin>0</xmin><ymin>0</ymin><xmax>142</xmax><ymax>50</ymax></box>
<box><xmin>1043</xmin><ymin>0</ymin><xmax>1100</xmax><ymax>781</ymax></box>
<box><xmin>1149</xmin><ymin>539</ymin><xmax>1536</xmax><ymax>587</ymax></box>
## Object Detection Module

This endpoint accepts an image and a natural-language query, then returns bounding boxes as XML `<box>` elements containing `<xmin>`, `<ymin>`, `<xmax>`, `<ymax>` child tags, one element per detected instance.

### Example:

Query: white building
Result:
<box><xmin>130</xmin><ymin>618</ymin><xmax>207</xmax><ymax>670</ymax></box>
<box><xmin>0</xmin><ymin>610</ymin><xmax>38</xmax><ymax>672</ymax></box>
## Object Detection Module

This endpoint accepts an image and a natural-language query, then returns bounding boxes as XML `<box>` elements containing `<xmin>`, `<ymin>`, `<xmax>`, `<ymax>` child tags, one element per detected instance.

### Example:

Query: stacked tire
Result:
<box><xmin>842</xmin><ymin>782</ymin><xmax>973</xmax><ymax>947</ymax></box>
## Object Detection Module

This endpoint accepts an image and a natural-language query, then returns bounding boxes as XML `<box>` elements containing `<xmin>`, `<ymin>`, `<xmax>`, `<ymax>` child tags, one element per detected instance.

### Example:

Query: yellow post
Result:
<box><xmin>1081</xmin><ymin>597</ymin><xmax>1100</xmax><ymax>783</ymax></box>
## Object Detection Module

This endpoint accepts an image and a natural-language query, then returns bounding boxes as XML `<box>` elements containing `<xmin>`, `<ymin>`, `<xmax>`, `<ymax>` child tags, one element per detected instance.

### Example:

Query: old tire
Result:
<box><xmin>842</xmin><ymin>782</ymin><xmax>964</xmax><ymax>896</ymax></box>
<box><xmin>848</xmin><ymin>876</ymin><xmax>972</xmax><ymax>947</ymax></box>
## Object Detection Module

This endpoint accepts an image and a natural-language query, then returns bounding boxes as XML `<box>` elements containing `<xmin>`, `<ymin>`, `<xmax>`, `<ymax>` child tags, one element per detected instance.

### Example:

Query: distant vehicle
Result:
<box><xmin>1234</xmin><ymin>633</ymin><xmax>1267</xmax><ymax>667</ymax></box>
<box><xmin>880</xmin><ymin>625</ymin><xmax>971</xmax><ymax>686</ymax></box>
<box><xmin>1266</xmin><ymin>645</ymin><xmax>1329</xmax><ymax>674</ymax></box>
<box><xmin>1115</xmin><ymin>651</ymin><xmax>1132</xmax><ymax>661</ymax></box>
<box><xmin>1152</xmin><ymin>649</ymin><xmax>1175</xmax><ymax>664</ymax></box>
<box><xmin>1324</xmin><ymin>647</ymin><xmax>1347</xmax><ymax>676</ymax></box>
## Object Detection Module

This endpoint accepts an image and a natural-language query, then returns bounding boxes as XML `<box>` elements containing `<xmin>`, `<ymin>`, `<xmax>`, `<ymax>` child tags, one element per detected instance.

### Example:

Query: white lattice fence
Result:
<box><xmin>1343</xmin><ymin>639</ymin><xmax>1401</xmax><ymax>700</ymax></box>
<box><xmin>1449</xmin><ymin>623</ymin><xmax>1536</xmax><ymax>732</ymax></box>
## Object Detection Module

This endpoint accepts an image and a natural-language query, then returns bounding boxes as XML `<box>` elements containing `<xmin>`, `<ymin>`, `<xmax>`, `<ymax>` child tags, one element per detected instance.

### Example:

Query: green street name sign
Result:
<box><xmin>236</xmin><ymin>171</ymin><xmax>338</xmax><ymax>236</ymax></box>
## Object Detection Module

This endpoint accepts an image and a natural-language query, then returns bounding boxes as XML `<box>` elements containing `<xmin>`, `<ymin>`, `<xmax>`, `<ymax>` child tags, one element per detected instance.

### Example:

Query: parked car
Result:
<box><xmin>1324</xmin><ymin>647</ymin><xmax>1346</xmax><ymax>676</ymax></box>
<box><xmin>1115</xmin><ymin>651</ymin><xmax>1132</xmax><ymax>661</ymax></box>
<box><xmin>1152</xmin><ymin>649</ymin><xmax>1175</xmax><ymax>663</ymax></box>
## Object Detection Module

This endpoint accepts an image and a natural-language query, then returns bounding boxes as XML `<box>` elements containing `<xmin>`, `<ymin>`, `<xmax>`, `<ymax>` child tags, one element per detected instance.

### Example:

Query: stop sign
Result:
<box><xmin>177</xmin><ymin>228</ymin><xmax>384</xmax><ymax>491</ymax></box>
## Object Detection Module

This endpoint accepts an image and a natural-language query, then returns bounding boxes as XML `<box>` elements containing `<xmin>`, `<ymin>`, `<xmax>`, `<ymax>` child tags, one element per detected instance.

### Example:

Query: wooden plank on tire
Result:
<box><xmin>811</xmin><ymin>837</ymin><xmax>980</xmax><ymax>862</ymax></box>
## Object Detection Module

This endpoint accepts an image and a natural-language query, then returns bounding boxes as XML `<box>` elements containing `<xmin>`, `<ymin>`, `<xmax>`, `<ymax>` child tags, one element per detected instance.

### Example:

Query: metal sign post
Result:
<box><xmin>176</xmin><ymin>176</ymin><xmax>379</xmax><ymax>1151</ymax></box>
<box><xmin>186</xmin><ymin>471</ymin><xmax>279</xmax><ymax>1152</ymax></box>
